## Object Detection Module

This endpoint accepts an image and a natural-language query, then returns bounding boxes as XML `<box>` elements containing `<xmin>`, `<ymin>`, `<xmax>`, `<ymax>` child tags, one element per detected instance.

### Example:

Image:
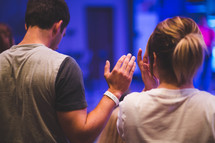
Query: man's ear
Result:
<box><xmin>25</xmin><ymin>24</ymin><xmax>27</xmax><ymax>30</ymax></box>
<box><xmin>53</xmin><ymin>20</ymin><xmax>63</xmax><ymax>36</ymax></box>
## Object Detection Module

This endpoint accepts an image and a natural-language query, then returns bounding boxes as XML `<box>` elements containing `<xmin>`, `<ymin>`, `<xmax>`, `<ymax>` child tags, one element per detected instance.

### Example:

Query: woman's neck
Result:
<box><xmin>158</xmin><ymin>82</ymin><xmax>194</xmax><ymax>89</ymax></box>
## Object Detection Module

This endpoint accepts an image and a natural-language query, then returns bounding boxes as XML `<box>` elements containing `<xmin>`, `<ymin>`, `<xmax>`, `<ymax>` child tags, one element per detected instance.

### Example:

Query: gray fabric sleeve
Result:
<box><xmin>55</xmin><ymin>57</ymin><xmax>87</xmax><ymax>111</ymax></box>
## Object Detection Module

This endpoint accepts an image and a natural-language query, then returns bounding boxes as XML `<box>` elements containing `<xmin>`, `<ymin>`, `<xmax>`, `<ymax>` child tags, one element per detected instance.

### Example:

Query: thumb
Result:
<box><xmin>104</xmin><ymin>60</ymin><xmax>110</xmax><ymax>78</ymax></box>
<box><xmin>137</xmin><ymin>48</ymin><xmax>143</xmax><ymax>63</ymax></box>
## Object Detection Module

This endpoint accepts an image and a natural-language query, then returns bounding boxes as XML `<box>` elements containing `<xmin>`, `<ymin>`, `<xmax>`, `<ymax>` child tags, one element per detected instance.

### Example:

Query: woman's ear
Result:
<box><xmin>152</xmin><ymin>52</ymin><xmax>159</xmax><ymax>79</ymax></box>
<box><xmin>153</xmin><ymin>52</ymin><xmax>157</xmax><ymax>67</ymax></box>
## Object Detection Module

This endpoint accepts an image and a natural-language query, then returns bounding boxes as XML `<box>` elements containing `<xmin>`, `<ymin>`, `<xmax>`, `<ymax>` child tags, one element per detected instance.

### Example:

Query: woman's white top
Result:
<box><xmin>117</xmin><ymin>88</ymin><xmax>215</xmax><ymax>143</ymax></box>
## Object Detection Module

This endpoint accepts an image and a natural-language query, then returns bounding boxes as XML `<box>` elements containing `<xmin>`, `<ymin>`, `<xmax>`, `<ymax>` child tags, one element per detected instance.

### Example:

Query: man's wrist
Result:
<box><xmin>107</xmin><ymin>88</ymin><xmax>122</xmax><ymax>99</ymax></box>
<box><xmin>104</xmin><ymin>91</ymin><xmax>119</xmax><ymax>106</ymax></box>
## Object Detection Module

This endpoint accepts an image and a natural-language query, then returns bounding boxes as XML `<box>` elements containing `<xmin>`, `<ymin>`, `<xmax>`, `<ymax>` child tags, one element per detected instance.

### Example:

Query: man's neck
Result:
<box><xmin>18</xmin><ymin>26</ymin><xmax>52</xmax><ymax>47</ymax></box>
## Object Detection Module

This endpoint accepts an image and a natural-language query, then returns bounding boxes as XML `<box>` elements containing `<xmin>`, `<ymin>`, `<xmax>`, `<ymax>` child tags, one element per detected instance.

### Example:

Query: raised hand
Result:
<box><xmin>137</xmin><ymin>48</ymin><xmax>158</xmax><ymax>91</ymax></box>
<box><xmin>104</xmin><ymin>53</ymin><xmax>136</xmax><ymax>99</ymax></box>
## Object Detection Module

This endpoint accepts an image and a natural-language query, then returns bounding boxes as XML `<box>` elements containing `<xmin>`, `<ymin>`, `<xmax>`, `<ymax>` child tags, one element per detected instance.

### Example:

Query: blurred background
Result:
<box><xmin>1</xmin><ymin>0</ymin><xmax>215</xmax><ymax>111</ymax></box>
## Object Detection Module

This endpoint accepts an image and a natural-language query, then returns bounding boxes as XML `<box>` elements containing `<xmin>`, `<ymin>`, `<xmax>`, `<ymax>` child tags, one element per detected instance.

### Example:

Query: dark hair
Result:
<box><xmin>0</xmin><ymin>23</ymin><xmax>14</xmax><ymax>53</ymax></box>
<box><xmin>147</xmin><ymin>16</ymin><xmax>206</xmax><ymax>86</ymax></box>
<box><xmin>25</xmin><ymin>0</ymin><xmax>70</xmax><ymax>32</ymax></box>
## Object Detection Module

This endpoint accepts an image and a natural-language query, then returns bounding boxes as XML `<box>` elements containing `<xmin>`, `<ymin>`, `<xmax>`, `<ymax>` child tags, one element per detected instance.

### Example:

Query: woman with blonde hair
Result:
<box><xmin>117</xmin><ymin>16</ymin><xmax>215</xmax><ymax>143</ymax></box>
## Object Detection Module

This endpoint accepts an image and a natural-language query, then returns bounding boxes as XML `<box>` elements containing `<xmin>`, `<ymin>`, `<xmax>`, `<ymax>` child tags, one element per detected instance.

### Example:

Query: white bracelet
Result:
<box><xmin>104</xmin><ymin>91</ymin><xmax>119</xmax><ymax>106</ymax></box>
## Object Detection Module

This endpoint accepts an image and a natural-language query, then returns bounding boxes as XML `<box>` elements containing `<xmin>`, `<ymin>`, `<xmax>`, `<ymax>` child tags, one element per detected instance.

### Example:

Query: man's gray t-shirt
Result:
<box><xmin>0</xmin><ymin>44</ymin><xmax>87</xmax><ymax>143</ymax></box>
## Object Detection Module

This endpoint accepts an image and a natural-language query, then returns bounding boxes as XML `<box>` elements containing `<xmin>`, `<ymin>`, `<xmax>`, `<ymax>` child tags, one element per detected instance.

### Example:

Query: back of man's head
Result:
<box><xmin>25</xmin><ymin>0</ymin><xmax>70</xmax><ymax>32</ymax></box>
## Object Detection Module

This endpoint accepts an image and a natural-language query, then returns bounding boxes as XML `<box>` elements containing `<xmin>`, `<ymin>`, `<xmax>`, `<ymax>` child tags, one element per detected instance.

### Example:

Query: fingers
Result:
<box><xmin>143</xmin><ymin>47</ymin><xmax>149</xmax><ymax>64</ymax></box>
<box><xmin>125</xmin><ymin>55</ymin><xmax>136</xmax><ymax>75</ymax></box>
<box><xmin>114</xmin><ymin>55</ymin><xmax>126</xmax><ymax>70</ymax></box>
<box><xmin>137</xmin><ymin>48</ymin><xmax>144</xmax><ymax>71</ymax></box>
<box><xmin>129</xmin><ymin>62</ymin><xmax>136</xmax><ymax>77</ymax></box>
<box><xmin>121</xmin><ymin>53</ymin><xmax>132</xmax><ymax>70</ymax></box>
<box><xmin>104</xmin><ymin>60</ymin><xmax>110</xmax><ymax>78</ymax></box>
<box><xmin>110</xmin><ymin>53</ymin><xmax>136</xmax><ymax>76</ymax></box>
<box><xmin>137</xmin><ymin>48</ymin><xmax>142</xmax><ymax>64</ymax></box>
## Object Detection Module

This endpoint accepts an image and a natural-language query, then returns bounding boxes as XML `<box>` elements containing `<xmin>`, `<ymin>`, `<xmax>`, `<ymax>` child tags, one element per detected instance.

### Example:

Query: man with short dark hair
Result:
<box><xmin>0</xmin><ymin>0</ymin><xmax>136</xmax><ymax>143</ymax></box>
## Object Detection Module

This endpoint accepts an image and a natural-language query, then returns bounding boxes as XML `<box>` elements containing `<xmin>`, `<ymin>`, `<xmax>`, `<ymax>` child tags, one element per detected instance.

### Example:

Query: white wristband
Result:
<box><xmin>104</xmin><ymin>91</ymin><xmax>119</xmax><ymax>106</ymax></box>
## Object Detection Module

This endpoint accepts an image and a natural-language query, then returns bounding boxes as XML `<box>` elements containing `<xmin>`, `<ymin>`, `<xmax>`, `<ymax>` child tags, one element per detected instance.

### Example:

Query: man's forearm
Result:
<box><xmin>77</xmin><ymin>95</ymin><xmax>117</xmax><ymax>143</ymax></box>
